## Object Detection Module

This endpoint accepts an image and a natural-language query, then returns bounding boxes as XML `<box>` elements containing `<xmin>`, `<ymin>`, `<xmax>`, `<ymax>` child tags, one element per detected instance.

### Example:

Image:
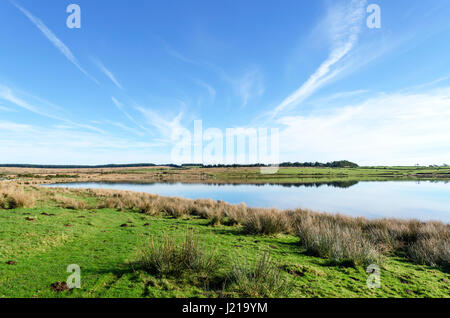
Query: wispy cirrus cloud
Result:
<box><xmin>0</xmin><ymin>105</ymin><xmax>14</xmax><ymax>112</ymax></box>
<box><xmin>11</xmin><ymin>1</ymin><xmax>98</xmax><ymax>84</ymax></box>
<box><xmin>0</xmin><ymin>84</ymin><xmax>51</xmax><ymax>116</ymax></box>
<box><xmin>111</xmin><ymin>97</ymin><xmax>150</xmax><ymax>134</ymax></box>
<box><xmin>0</xmin><ymin>120</ymin><xmax>165</xmax><ymax>164</ymax></box>
<box><xmin>135</xmin><ymin>106</ymin><xmax>185</xmax><ymax>142</ymax></box>
<box><xmin>271</xmin><ymin>0</ymin><xmax>367</xmax><ymax>117</ymax></box>
<box><xmin>0</xmin><ymin>83</ymin><xmax>105</xmax><ymax>134</ymax></box>
<box><xmin>194</xmin><ymin>79</ymin><xmax>216</xmax><ymax>100</ymax></box>
<box><xmin>0</xmin><ymin>121</ymin><xmax>33</xmax><ymax>132</ymax></box>
<box><xmin>236</xmin><ymin>68</ymin><xmax>264</xmax><ymax>107</ymax></box>
<box><xmin>94</xmin><ymin>59</ymin><xmax>123</xmax><ymax>89</ymax></box>
<box><xmin>164</xmin><ymin>45</ymin><xmax>198</xmax><ymax>65</ymax></box>
<box><xmin>104</xmin><ymin>120</ymin><xmax>145</xmax><ymax>137</ymax></box>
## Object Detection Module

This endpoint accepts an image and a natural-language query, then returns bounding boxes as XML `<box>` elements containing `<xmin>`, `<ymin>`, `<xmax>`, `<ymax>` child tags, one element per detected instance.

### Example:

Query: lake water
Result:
<box><xmin>46</xmin><ymin>181</ymin><xmax>450</xmax><ymax>223</ymax></box>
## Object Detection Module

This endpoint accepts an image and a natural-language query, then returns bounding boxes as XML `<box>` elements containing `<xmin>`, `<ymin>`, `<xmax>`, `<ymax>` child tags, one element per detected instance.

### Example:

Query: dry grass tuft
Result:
<box><xmin>136</xmin><ymin>232</ymin><xmax>220</xmax><ymax>278</ymax></box>
<box><xmin>227</xmin><ymin>253</ymin><xmax>292</xmax><ymax>297</ymax></box>
<box><xmin>293</xmin><ymin>212</ymin><xmax>381</xmax><ymax>266</ymax></box>
<box><xmin>0</xmin><ymin>183</ymin><xmax>36</xmax><ymax>209</ymax></box>
<box><xmin>242</xmin><ymin>208</ymin><xmax>290</xmax><ymax>235</ymax></box>
<box><xmin>54</xmin><ymin>195</ymin><xmax>87</xmax><ymax>210</ymax></box>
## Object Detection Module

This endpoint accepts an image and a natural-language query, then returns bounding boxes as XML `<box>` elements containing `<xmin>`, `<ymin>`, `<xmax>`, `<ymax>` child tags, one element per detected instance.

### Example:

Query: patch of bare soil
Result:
<box><xmin>50</xmin><ymin>282</ymin><xmax>69</xmax><ymax>292</ymax></box>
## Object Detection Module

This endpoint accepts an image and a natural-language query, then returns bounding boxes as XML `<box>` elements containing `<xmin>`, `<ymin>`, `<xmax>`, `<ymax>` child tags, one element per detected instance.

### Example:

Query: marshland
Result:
<box><xmin>0</xmin><ymin>165</ymin><xmax>449</xmax><ymax>298</ymax></box>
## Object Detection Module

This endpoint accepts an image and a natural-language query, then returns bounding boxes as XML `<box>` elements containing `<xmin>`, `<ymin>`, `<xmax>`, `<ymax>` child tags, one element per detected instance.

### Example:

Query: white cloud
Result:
<box><xmin>277</xmin><ymin>87</ymin><xmax>450</xmax><ymax>165</ymax></box>
<box><xmin>135</xmin><ymin>106</ymin><xmax>185</xmax><ymax>142</ymax></box>
<box><xmin>236</xmin><ymin>68</ymin><xmax>265</xmax><ymax>107</ymax></box>
<box><xmin>194</xmin><ymin>79</ymin><xmax>216</xmax><ymax>100</ymax></box>
<box><xmin>0</xmin><ymin>84</ymin><xmax>42</xmax><ymax>114</ymax></box>
<box><xmin>111</xmin><ymin>97</ymin><xmax>150</xmax><ymax>134</ymax></box>
<box><xmin>0</xmin><ymin>105</ymin><xmax>14</xmax><ymax>112</ymax></box>
<box><xmin>11</xmin><ymin>1</ymin><xmax>98</xmax><ymax>84</ymax></box>
<box><xmin>105</xmin><ymin>120</ymin><xmax>145</xmax><ymax>137</ymax></box>
<box><xmin>0</xmin><ymin>121</ymin><xmax>33</xmax><ymax>132</ymax></box>
<box><xmin>0</xmin><ymin>120</ymin><xmax>166</xmax><ymax>164</ymax></box>
<box><xmin>164</xmin><ymin>43</ymin><xmax>198</xmax><ymax>65</ymax></box>
<box><xmin>0</xmin><ymin>83</ymin><xmax>104</xmax><ymax>134</ymax></box>
<box><xmin>272</xmin><ymin>0</ymin><xmax>367</xmax><ymax>117</ymax></box>
<box><xmin>94</xmin><ymin>59</ymin><xmax>123</xmax><ymax>89</ymax></box>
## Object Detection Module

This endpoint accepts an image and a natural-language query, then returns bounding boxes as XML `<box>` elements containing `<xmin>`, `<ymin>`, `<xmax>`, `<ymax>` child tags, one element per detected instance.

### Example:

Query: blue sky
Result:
<box><xmin>1</xmin><ymin>0</ymin><xmax>450</xmax><ymax>165</ymax></box>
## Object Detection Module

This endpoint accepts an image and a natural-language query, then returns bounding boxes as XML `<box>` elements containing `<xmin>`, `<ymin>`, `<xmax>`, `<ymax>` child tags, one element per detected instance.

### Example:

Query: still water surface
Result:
<box><xmin>46</xmin><ymin>181</ymin><xmax>450</xmax><ymax>222</ymax></box>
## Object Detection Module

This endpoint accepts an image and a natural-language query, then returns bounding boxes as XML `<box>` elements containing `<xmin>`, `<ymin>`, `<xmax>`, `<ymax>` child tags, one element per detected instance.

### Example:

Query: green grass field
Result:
<box><xmin>1</xmin><ymin>192</ymin><xmax>449</xmax><ymax>298</ymax></box>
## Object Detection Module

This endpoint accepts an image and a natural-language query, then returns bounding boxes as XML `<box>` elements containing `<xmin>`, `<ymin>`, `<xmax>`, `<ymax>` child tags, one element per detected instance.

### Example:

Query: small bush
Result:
<box><xmin>0</xmin><ymin>191</ymin><xmax>35</xmax><ymax>209</ymax></box>
<box><xmin>137</xmin><ymin>200</ymin><xmax>161</xmax><ymax>216</ymax></box>
<box><xmin>243</xmin><ymin>209</ymin><xmax>289</xmax><ymax>235</ymax></box>
<box><xmin>136</xmin><ymin>232</ymin><xmax>220</xmax><ymax>278</ymax></box>
<box><xmin>406</xmin><ymin>234</ymin><xmax>450</xmax><ymax>268</ymax></box>
<box><xmin>55</xmin><ymin>196</ymin><xmax>87</xmax><ymax>210</ymax></box>
<box><xmin>209</xmin><ymin>213</ymin><xmax>223</xmax><ymax>226</ymax></box>
<box><xmin>294</xmin><ymin>214</ymin><xmax>381</xmax><ymax>266</ymax></box>
<box><xmin>162</xmin><ymin>201</ymin><xmax>187</xmax><ymax>218</ymax></box>
<box><xmin>227</xmin><ymin>253</ymin><xmax>292</xmax><ymax>297</ymax></box>
<box><xmin>223</xmin><ymin>203</ymin><xmax>247</xmax><ymax>225</ymax></box>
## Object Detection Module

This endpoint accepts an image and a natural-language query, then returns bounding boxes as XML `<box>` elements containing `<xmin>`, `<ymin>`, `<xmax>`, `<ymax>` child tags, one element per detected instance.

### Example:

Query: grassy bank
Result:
<box><xmin>0</xmin><ymin>183</ymin><xmax>449</xmax><ymax>298</ymax></box>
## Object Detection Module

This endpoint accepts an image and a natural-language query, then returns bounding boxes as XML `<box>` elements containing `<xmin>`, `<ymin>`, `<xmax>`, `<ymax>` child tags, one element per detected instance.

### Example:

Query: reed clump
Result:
<box><xmin>242</xmin><ymin>208</ymin><xmax>290</xmax><ymax>235</ymax></box>
<box><xmin>136</xmin><ymin>232</ymin><xmax>220</xmax><ymax>278</ymax></box>
<box><xmin>292</xmin><ymin>212</ymin><xmax>381</xmax><ymax>266</ymax></box>
<box><xmin>227</xmin><ymin>253</ymin><xmax>292</xmax><ymax>297</ymax></box>
<box><xmin>0</xmin><ymin>183</ymin><xmax>35</xmax><ymax>209</ymax></box>
<box><xmin>54</xmin><ymin>195</ymin><xmax>87</xmax><ymax>210</ymax></box>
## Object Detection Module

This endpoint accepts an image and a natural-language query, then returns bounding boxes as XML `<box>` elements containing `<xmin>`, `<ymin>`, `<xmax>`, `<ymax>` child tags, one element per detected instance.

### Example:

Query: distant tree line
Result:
<box><xmin>0</xmin><ymin>160</ymin><xmax>359</xmax><ymax>169</ymax></box>
<box><xmin>279</xmin><ymin>160</ymin><xmax>359</xmax><ymax>168</ymax></box>
<box><xmin>0</xmin><ymin>163</ymin><xmax>158</xmax><ymax>169</ymax></box>
<box><xmin>186</xmin><ymin>160</ymin><xmax>359</xmax><ymax>168</ymax></box>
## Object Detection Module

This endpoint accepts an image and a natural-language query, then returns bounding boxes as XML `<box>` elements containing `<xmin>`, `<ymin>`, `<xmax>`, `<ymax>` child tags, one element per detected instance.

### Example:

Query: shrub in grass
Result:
<box><xmin>137</xmin><ymin>232</ymin><xmax>220</xmax><ymax>278</ymax></box>
<box><xmin>55</xmin><ymin>195</ymin><xmax>87</xmax><ymax>210</ymax></box>
<box><xmin>192</xmin><ymin>205</ymin><xmax>214</xmax><ymax>219</ymax></box>
<box><xmin>224</xmin><ymin>203</ymin><xmax>248</xmax><ymax>225</ymax></box>
<box><xmin>227</xmin><ymin>253</ymin><xmax>292</xmax><ymax>297</ymax></box>
<box><xmin>102</xmin><ymin>197</ymin><xmax>124</xmax><ymax>210</ymax></box>
<box><xmin>209</xmin><ymin>213</ymin><xmax>223</xmax><ymax>226</ymax></box>
<box><xmin>162</xmin><ymin>203</ymin><xmax>180</xmax><ymax>218</ymax></box>
<box><xmin>406</xmin><ymin>232</ymin><xmax>450</xmax><ymax>268</ymax></box>
<box><xmin>0</xmin><ymin>191</ymin><xmax>35</xmax><ymax>209</ymax></box>
<box><xmin>294</xmin><ymin>214</ymin><xmax>381</xmax><ymax>266</ymax></box>
<box><xmin>362</xmin><ymin>219</ymin><xmax>449</xmax><ymax>268</ymax></box>
<box><xmin>242</xmin><ymin>209</ymin><xmax>289</xmax><ymax>235</ymax></box>
<box><xmin>137</xmin><ymin>199</ymin><xmax>161</xmax><ymax>216</ymax></box>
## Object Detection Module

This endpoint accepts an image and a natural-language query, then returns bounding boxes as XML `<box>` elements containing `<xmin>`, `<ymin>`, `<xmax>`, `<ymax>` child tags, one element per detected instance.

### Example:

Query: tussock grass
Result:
<box><xmin>360</xmin><ymin>218</ymin><xmax>450</xmax><ymax>267</ymax></box>
<box><xmin>293</xmin><ymin>212</ymin><xmax>381</xmax><ymax>266</ymax></box>
<box><xmin>406</xmin><ymin>228</ymin><xmax>450</xmax><ymax>268</ymax></box>
<box><xmin>227</xmin><ymin>253</ymin><xmax>292</xmax><ymax>297</ymax></box>
<box><xmin>136</xmin><ymin>232</ymin><xmax>220</xmax><ymax>278</ymax></box>
<box><xmin>242</xmin><ymin>208</ymin><xmax>290</xmax><ymax>235</ymax></box>
<box><xmin>54</xmin><ymin>195</ymin><xmax>88</xmax><ymax>210</ymax></box>
<box><xmin>0</xmin><ymin>183</ymin><xmax>35</xmax><ymax>209</ymax></box>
